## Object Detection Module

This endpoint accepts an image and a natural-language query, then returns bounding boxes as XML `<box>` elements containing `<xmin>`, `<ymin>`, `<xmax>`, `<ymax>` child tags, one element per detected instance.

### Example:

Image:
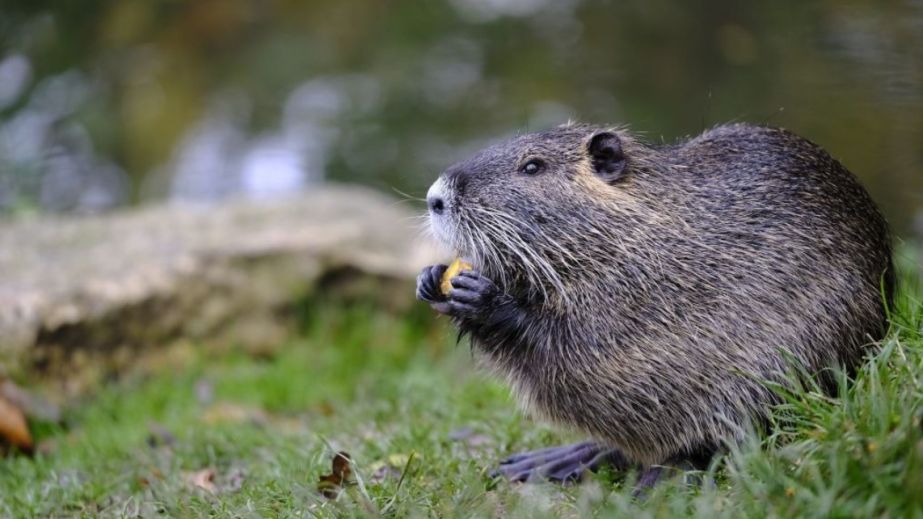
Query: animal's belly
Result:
<box><xmin>503</xmin><ymin>351</ymin><xmax>767</xmax><ymax>464</ymax></box>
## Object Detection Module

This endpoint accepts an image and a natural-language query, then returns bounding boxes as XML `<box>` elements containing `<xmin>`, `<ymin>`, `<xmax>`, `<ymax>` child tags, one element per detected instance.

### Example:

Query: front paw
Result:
<box><xmin>445</xmin><ymin>269</ymin><xmax>501</xmax><ymax>322</ymax></box>
<box><xmin>416</xmin><ymin>264</ymin><xmax>448</xmax><ymax>304</ymax></box>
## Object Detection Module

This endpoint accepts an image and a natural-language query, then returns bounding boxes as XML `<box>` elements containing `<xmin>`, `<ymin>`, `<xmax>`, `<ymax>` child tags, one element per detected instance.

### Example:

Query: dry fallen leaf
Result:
<box><xmin>186</xmin><ymin>468</ymin><xmax>218</xmax><ymax>493</ymax></box>
<box><xmin>317</xmin><ymin>451</ymin><xmax>352</xmax><ymax>499</ymax></box>
<box><xmin>180</xmin><ymin>466</ymin><xmax>245</xmax><ymax>495</ymax></box>
<box><xmin>0</xmin><ymin>395</ymin><xmax>33</xmax><ymax>454</ymax></box>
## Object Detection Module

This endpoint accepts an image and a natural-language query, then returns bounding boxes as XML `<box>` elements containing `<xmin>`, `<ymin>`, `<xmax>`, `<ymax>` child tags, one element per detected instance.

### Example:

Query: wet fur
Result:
<box><xmin>425</xmin><ymin>123</ymin><xmax>893</xmax><ymax>466</ymax></box>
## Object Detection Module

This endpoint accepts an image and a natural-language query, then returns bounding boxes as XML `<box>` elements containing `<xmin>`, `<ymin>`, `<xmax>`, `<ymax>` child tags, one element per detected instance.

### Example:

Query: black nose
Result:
<box><xmin>428</xmin><ymin>196</ymin><xmax>445</xmax><ymax>215</ymax></box>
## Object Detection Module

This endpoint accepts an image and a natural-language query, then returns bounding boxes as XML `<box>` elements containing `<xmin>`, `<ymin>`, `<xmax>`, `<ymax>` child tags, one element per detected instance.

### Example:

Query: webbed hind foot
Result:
<box><xmin>491</xmin><ymin>441</ymin><xmax>631</xmax><ymax>483</ymax></box>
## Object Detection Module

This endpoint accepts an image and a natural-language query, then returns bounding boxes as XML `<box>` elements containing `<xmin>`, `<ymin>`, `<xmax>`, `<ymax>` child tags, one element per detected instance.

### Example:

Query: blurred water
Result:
<box><xmin>0</xmin><ymin>0</ymin><xmax>921</xmax><ymax>235</ymax></box>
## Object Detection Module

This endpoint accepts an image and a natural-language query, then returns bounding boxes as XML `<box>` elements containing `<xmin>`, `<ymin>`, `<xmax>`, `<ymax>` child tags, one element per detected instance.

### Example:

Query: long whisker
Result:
<box><xmin>466</xmin><ymin>206</ymin><xmax>570</xmax><ymax>303</ymax></box>
<box><xmin>390</xmin><ymin>186</ymin><xmax>427</xmax><ymax>202</ymax></box>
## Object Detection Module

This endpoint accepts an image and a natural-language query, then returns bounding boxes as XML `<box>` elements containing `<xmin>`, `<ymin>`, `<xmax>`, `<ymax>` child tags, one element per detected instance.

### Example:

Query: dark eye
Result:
<box><xmin>519</xmin><ymin>159</ymin><xmax>545</xmax><ymax>175</ymax></box>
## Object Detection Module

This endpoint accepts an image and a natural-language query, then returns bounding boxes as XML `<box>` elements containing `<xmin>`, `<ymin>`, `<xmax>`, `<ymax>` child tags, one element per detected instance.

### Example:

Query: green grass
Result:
<box><xmin>1</xmin><ymin>263</ymin><xmax>921</xmax><ymax>518</ymax></box>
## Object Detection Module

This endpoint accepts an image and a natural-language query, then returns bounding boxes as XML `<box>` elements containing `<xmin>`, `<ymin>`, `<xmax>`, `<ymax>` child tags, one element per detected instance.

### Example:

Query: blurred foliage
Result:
<box><xmin>0</xmin><ymin>0</ymin><xmax>921</xmax><ymax>233</ymax></box>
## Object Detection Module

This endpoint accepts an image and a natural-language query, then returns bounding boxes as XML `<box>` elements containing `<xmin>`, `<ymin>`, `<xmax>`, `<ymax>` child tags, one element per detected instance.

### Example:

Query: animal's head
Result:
<box><xmin>425</xmin><ymin>124</ymin><xmax>651</xmax><ymax>299</ymax></box>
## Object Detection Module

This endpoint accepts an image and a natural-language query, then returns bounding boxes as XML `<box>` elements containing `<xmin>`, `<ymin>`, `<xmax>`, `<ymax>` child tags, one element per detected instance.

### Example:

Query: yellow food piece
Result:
<box><xmin>441</xmin><ymin>258</ymin><xmax>473</xmax><ymax>295</ymax></box>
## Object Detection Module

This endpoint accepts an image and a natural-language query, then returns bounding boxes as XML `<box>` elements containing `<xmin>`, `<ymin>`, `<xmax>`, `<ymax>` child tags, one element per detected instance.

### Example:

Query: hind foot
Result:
<box><xmin>491</xmin><ymin>442</ymin><xmax>630</xmax><ymax>483</ymax></box>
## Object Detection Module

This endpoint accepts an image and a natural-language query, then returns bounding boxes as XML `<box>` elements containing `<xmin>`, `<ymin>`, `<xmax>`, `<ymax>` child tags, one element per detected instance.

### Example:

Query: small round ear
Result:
<box><xmin>588</xmin><ymin>132</ymin><xmax>627</xmax><ymax>183</ymax></box>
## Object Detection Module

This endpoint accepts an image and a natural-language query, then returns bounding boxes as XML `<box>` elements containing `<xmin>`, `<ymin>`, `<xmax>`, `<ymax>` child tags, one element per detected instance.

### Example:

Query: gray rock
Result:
<box><xmin>0</xmin><ymin>184</ymin><xmax>442</xmax><ymax>389</ymax></box>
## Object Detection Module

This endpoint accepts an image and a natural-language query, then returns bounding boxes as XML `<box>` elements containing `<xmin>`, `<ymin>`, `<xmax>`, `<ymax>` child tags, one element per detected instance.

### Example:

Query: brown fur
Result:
<box><xmin>425</xmin><ymin>123</ymin><xmax>893</xmax><ymax>465</ymax></box>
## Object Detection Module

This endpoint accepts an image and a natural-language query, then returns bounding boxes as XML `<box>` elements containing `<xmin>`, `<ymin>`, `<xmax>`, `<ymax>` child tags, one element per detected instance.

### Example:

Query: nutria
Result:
<box><xmin>416</xmin><ymin>122</ymin><xmax>893</xmax><ymax>493</ymax></box>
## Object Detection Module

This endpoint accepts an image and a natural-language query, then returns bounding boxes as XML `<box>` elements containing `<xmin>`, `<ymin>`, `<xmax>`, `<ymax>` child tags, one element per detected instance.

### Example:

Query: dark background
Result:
<box><xmin>1</xmin><ymin>0</ymin><xmax>921</xmax><ymax>234</ymax></box>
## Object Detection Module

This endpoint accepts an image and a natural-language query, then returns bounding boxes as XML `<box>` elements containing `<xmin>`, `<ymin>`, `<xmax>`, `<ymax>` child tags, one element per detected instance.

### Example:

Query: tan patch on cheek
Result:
<box><xmin>573</xmin><ymin>158</ymin><xmax>638</xmax><ymax>207</ymax></box>
<box><xmin>571</xmin><ymin>158</ymin><xmax>594</xmax><ymax>179</ymax></box>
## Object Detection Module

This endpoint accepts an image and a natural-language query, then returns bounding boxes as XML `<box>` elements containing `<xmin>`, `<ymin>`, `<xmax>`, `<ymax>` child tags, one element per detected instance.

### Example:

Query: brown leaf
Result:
<box><xmin>186</xmin><ymin>468</ymin><xmax>218</xmax><ymax>493</ymax></box>
<box><xmin>0</xmin><ymin>395</ymin><xmax>33</xmax><ymax>454</ymax></box>
<box><xmin>317</xmin><ymin>451</ymin><xmax>352</xmax><ymax>499</ymax></box>
<box><xmin>181</xmin><ymin>466</ymin><xmax>244</xmax><ymax>494</ymax></box>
